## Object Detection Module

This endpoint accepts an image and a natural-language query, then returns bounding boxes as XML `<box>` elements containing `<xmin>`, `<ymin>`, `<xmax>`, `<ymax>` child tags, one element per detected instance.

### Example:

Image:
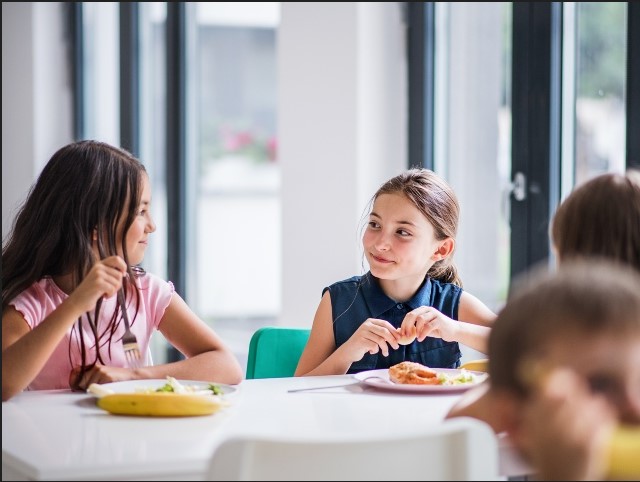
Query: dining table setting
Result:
<box><xmin>2</xmin><ymin>371</ymin><xmax>532</xmax><ymax>481</ymax></box>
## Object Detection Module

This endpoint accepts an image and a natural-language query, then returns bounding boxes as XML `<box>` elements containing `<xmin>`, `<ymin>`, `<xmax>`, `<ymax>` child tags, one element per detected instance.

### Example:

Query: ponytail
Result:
<box><xmin>428</xmin><ymin>259</ymin><xmax>462</xmax><ymax>288</ymax></box>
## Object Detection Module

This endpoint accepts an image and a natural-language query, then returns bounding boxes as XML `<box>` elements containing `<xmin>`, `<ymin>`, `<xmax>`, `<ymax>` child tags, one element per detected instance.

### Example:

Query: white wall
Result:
<box><xmin>279</xmin><ymin>2</ymin><xmax>407</xmax><ymax>327</ymax></box>
<box><xmin>2</xmin><ymin>2</ymin><xmax>73</xmax><ymax>241</ymax></box>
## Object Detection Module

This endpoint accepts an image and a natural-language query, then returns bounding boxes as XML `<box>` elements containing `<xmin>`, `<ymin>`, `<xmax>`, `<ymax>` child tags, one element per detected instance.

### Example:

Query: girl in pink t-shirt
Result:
<box><xmin>2</xmin><ymin>140</ymin><xmax>243</xmax><ymax>401</ymax></box>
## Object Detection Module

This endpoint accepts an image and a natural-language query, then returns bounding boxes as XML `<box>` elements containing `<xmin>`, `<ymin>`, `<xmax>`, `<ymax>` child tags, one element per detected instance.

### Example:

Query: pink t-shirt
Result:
<box><xmin>10</xmin><ymin>273</ymin><xmax>175</xmax><ymax>391</ymax></box>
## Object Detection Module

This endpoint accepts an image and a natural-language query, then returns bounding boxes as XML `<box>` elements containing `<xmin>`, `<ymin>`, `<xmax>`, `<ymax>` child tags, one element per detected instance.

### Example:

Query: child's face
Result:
<box><xmin>543</xmin><ymin>331</ymin><xmax>640</xmax><ymax>424</ymax></box>
<box><xmin>116</xmin><ymin>175</ymin><xmax>156</xmax><ymax>266</ymax></box>
<box><xmin>363</xmin><ymin>193</ymin><xmax>446</xmax><ymax>282</ymax></box>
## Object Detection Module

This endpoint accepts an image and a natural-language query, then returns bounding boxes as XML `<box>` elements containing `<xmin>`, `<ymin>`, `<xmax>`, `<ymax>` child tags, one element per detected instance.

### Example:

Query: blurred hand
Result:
<box><xmin>70</xmin><ymin>363</ymin><xmax>139</xmax><ymax>391</ymax></box>
<box><xmin>516</xmin><ymin>367</ymin><xmax>616</xmax><ymax>481</ymax></box>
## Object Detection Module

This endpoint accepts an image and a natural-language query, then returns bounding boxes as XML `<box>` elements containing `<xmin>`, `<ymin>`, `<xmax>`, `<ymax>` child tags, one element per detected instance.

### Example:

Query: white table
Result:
<box><xmin>2</xmin><ymin>375</ymin><xmax>531</xmax><ymax>480</ymax></box>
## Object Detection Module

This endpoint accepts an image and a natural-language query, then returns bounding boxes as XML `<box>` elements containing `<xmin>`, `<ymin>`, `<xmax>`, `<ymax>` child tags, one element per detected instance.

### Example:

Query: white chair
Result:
<box><xmin>205</xmin><ymin>417</ymin><xmax>500</xmax><ymax>481</ymax></box>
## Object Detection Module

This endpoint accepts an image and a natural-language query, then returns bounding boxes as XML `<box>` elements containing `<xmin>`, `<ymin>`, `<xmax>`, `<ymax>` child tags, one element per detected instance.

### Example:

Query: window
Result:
<box><xmin>433</xmin><ymin>2</ymin><xmax>513</xmax><ymax>362</ymax></box>
<box><xmin>76</xmin><ymin>2</ymin><xmax>280</xmax><ymax>364</ymax></box>
<box><xmin>569</xmin><ymin>2</ymin><xmax>627</xmax><ymax>191</ymax></box>
<box><xmin>410</xmin><ymin>1</ymin><xmax>637</xmax><ymax>296</ymax></box>
<box><xmin>190</xmin><ymin>3</ymin><xmax>281</xmax><ymax>322</ymax></box>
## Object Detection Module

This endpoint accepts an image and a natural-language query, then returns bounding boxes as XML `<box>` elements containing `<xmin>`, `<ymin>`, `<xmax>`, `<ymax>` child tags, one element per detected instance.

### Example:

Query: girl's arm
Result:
<box><xmin>2</xmin><ymin>300</ymin><xmax>87</xmax><ymax>401</ymax></box>
<box><xmin>294</xmin><ymin>292</ymin><xmax>351</xmax><ymax>376</ymax></box>
<box><xmin>294</xmin><ymin>291</ymin><xmax>400</xmax><ymax>376</ymax></box>
<box><xmin>453</xmin><ymin>291</ymin><xmax>497</xmax><ymax>353</ymax></box>
<box><xmin>67</xmin><ymin>291</ymin><xmax>245</xmax><ymax>390</ymax></box>
<box><xmin>457</xmin><ymin>290</ymin><xmax>497</xmax><ymax>327</ymax></box>
<box><xmin>2</xmin><ymin>257</ymin><xmax>127</xmax><ymax>401</ymax></box>
<box><xmin>135</xmin><ymin>292</ymin><xmax>244</xmax><ymax>385</ymax></box>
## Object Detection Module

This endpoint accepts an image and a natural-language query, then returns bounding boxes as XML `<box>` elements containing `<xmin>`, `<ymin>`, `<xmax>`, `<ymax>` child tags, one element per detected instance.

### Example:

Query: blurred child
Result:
<box><xmin>550</xmin><ymin>169</ymin><xmax>640</xmax><ymax>271</ymax></box>
<box><xmin>447</xmin><ymin>169</ymin><xmax>640</xmax><ymax>429</ymax></box>
<box><xmin>2</xmin><ymin>140</ymin><xmax>243</xmax><ymax>401</ymax></box>
<box><xmin>446</xmin><ymin>170</ymin><xmax>640</xmax><ymax>479</ymax></box>
<box><xmin>447</xmin><ymin>261</ymin><xmax>640</xmax><ymax>480</ymax></box>
<box><xmin>295</xmin><ymin>168</ymin><xmax>496</xmax><ymax>376</ymax></box>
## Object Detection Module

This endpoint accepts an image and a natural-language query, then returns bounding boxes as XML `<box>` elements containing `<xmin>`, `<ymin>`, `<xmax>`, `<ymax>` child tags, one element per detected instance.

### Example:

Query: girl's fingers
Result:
<box><xmin>361</xmin><ymin>330</ymin><xmax>392</xmax><ymax>356</ymax></box>
<box><xmin>367</xmin><ymin>320</ymin><xmax>400</xmax><ymax>349</ymax></box>
<box><xmin>101</xmin><ymin>255</ymin><xmax>127</xmax><ymax>273</ymax></box>
<box><xmin>367</xmin><ymin>340</ymin><xmax>380</xmax><ymax>355</ymax></box>
<box><xmin>366</xmin><ymin>333</ymin><xmax>390</xmax><ymax>357</ymax></box>
<box><xmin>416</xmin><ymin>312</ymin><xmax>437</xmax><ymax>341</ymax></box>
<box><xmin>402</xmin><ymin>307</ymin><xmax>432</xmax><ymax>333</ymax></box>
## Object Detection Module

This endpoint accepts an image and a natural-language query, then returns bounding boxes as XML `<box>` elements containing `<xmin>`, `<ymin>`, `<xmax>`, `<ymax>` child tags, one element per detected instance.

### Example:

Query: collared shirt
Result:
<box><xmin>325</xmin><ymin>272</ymin><xmax>462</xmax><ymax>373</ymax></box>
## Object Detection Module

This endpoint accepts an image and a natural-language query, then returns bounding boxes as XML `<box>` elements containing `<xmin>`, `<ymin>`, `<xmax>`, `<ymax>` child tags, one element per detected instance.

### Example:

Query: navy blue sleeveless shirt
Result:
<box><xmin>325</xmin><ymin>272</ymin><xmax>462</xmax><ymax>374</ymax></box>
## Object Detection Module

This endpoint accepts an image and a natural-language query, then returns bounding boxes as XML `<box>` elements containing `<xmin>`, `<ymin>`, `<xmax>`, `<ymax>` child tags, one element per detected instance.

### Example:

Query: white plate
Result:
<box><xmin>90</xmin><ymin>379</ymin><xmax>237</xmax><ymax>397</ymax></box>
<box><xmin>353</xmin><ymin>368</ymin><xmax>487</xmax><ymax>393</ymax></box>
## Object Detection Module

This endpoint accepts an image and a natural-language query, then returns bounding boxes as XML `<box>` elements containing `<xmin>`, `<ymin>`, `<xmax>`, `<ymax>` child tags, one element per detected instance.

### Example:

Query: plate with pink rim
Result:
<box><xmin>353</xmin><ymin>368</ymin><xmax>487</xmax><ymax>393</ymax></box>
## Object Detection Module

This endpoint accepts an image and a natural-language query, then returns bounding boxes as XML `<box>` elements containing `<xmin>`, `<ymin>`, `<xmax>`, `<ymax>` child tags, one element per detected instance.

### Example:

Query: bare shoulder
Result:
<box><xmin>458</xmin><ymin>291</ymin><xmax>497</xmax><ymax>326</ymax></box>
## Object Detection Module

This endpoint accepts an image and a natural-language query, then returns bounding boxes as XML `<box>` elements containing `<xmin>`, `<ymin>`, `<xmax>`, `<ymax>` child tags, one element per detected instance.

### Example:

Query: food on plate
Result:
<box><xmin>87</xmin><ymin>376</ymin><xmax>223</xmax><ymax>398</ymax></box>
<box><xmin>389</xmin><ymin>361</ymin><xmax>482</xmax><ymax>386</ymax></box>
<box><xmin>397</xmin><ymin>326</ymin><xmax>417</xmax><ymax>345</ymax></box>
<box><xmin>389</xmin><ymin>361</ymin><xmax>439</xmax><ymax>385</ymax></box>
<box><xmin>96</xmin><ymin>392</ymin><xmax>228</xmax><ymax>417</ymax></box>
<box><xmin>88</xmin><ymin>376</ymin><xmax>229</xmax><ymax>417</ymax></box>
<box><xmin>87</xmin><ymin>383</ymin><xmax>115</xmax><ymax>397</ymax></box>
<box><xmin>141</xmin><ymin>376</ymin><xmax>223</xmax><ymax>395</ymax></box>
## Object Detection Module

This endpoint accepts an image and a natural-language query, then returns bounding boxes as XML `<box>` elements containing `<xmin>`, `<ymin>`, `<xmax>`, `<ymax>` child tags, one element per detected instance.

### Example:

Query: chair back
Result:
<box><xmin>245</xmin><ymin>326</ymin><xmax>311</xmax><ymax>379</ymax></box>
<box><xmin>205</xmin><ymin>416</ymin><xmax>500</xmax><ymax>481</ymax></box>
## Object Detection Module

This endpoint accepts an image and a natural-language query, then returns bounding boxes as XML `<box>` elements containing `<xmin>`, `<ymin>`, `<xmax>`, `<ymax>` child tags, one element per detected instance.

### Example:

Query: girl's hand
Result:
<box><xmin>66</xmin><ymin>256</ymin><xmax>127</xmax><ymax>314</ymax></box>
<box><xmin>342</xmin><ymin>318</ymin><xmax>400</xmax><ymax>361</ymax></box>
<box><xmin>70</xmin><ymin>363</ymin><xmax>140</xmax><ymax>391</ymax></box>
<box><xmin>400</xmin><ymin>306</ymin><xmax>458</xmax><ymax>343</ymax></box>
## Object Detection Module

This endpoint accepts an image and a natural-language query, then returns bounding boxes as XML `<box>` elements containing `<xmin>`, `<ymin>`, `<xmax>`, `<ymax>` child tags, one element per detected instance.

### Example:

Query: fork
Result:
<box><xmin>117</xmin><ymin>288</ymin><xmax>141</xmax><ymax>368</ymax></box>
<box><xmin>287</xmin><ymin>382</ymin><xmax>360</xmax><ymax>393</ymax></box>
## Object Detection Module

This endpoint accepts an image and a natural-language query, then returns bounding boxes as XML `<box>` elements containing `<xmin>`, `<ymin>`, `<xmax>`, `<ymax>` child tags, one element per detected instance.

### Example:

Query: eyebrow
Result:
<box><xmin>370</xmin><ymin>211</ymin><xmax>417</xmax><ymax>227</ymax></box>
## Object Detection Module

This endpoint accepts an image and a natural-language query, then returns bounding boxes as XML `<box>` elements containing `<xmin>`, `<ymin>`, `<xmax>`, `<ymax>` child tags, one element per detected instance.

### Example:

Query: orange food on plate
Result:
<box><xmin>388</xmin><ymin>361</ymin><xmax>440</xmax><ymax>385</ymax></box>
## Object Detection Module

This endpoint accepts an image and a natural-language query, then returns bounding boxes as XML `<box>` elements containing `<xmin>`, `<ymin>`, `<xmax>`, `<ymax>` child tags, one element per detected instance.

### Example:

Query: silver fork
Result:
<box><xmin>117</xmin><ymin>288</ymin><xmax>141</xmax><ymax>368</ymax></box>
<box><xmin>287</xmin><ymin>376</ymin><xmax>389</xmax><ymax>393</ymax></box>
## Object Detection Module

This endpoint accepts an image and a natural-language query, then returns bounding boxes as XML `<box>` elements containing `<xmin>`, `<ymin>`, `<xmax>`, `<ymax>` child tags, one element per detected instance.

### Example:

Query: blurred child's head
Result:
<box><xmin>488</xmin><ymin>260</ymin><xmax>640</xmax><ymax>425</ymax></box>
<box><xmin>365</xmin><ymin>168</ymin><xmax>462</xmax><ymax>286</ymax></box>
<box><xmin>550</xmin><ymin>169</ymin><xmax>640</xmax><ymax>272</ymax></box>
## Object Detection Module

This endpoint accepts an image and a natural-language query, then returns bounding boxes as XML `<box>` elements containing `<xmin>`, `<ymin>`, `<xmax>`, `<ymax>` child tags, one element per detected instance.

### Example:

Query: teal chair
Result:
<box><xmin>246</xmin><ymin>326</ymin><xmax>311</xmax><ymax>379</ymax></box>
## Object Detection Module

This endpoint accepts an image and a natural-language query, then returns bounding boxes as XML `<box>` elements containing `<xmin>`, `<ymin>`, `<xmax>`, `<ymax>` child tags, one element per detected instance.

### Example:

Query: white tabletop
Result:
<box><xmin>2</xmin><ymin>375</ymin><xmax>531</xmax><ymax>480</ymax></box>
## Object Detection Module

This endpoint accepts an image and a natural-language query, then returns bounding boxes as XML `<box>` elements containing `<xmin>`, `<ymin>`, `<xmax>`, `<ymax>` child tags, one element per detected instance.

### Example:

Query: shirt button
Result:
<box><xmin>396</xmin><ymin>303</ymin><xmax>403</xmax><ymax>310</ymax></box>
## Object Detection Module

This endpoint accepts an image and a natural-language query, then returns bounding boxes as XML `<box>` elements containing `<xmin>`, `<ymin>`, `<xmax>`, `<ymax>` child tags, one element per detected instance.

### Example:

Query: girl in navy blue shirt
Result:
<box><xmin>295</xmin><ymin>168</ymin><xmax>496</xmax><ymax>376</ymax></box>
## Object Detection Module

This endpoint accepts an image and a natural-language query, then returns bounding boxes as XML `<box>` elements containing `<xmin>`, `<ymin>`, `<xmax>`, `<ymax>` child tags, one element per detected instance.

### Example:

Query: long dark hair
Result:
<box><xmin>369</xmin><ymin>167</ymin><xmax>463</xmax><ymax>287</ymax></box>
<box><xmin>2</xmin><ymin>140</ymin><xmax>147</xmax><ymax>385</ymax></box>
